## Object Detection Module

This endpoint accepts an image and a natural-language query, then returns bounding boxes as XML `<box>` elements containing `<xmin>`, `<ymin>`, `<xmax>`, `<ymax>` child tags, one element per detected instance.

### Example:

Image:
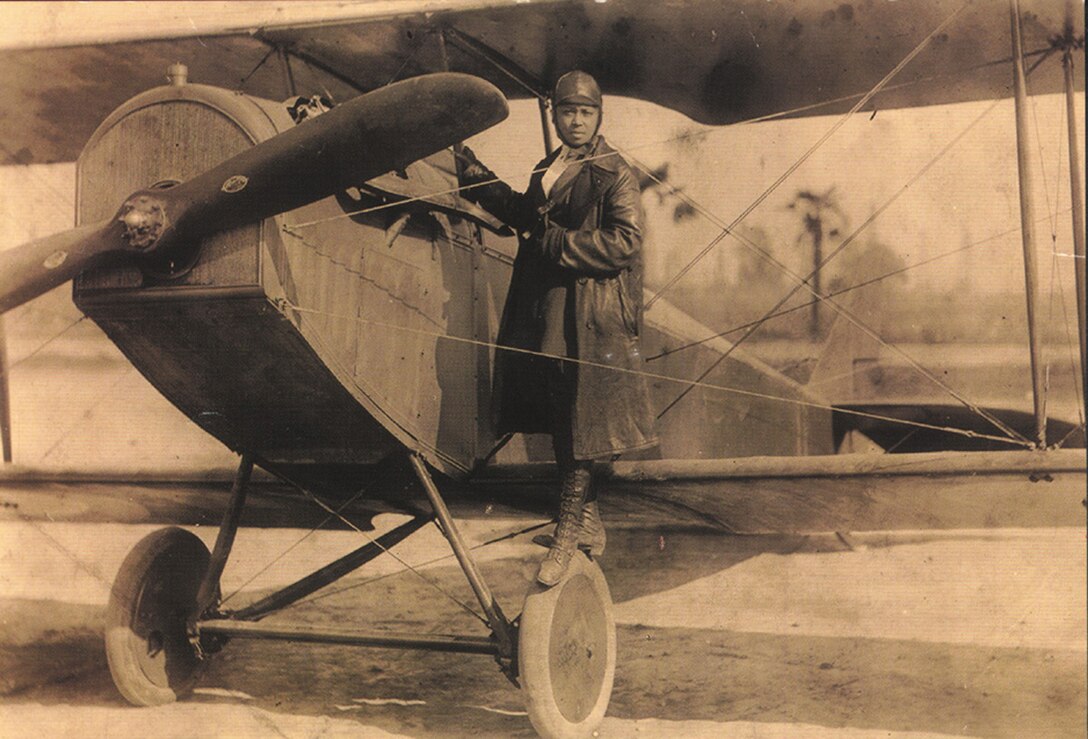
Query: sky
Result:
<box><xmin>466</xmin><ymin>91</ymin><xmax>1084</xmax><ymax>299</ymax></box>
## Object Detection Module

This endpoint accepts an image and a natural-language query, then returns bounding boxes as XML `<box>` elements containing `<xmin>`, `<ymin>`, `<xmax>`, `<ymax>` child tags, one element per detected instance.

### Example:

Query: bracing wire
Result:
<box><xmin>299</xmin><ymin>55</ymin><xmax>336</xmax><ymax>102</ymax></box>
<box><xmin>443</xmin><ymin>27</ymin><xmax>547</xmax><ymax>101</ymax></box>
<box><xmin>1029</xmin><ymin>75</ymin><xmax>1061</xmax><ymax>241</ymax></box>
<box><xmin>282</xmin><ymin>8</ymin><xmax>1056</xmax><ymax>448</ymax></box>
<box><xmin>13</xmin><ymin>510</ymin><xmax>113</xmax><ymax>590</ymax></box>
<box><xmin>0</xmin><ymin>267</ymin><xmax>117</xmax><ymax>463</ymax></box>
<box><xmin>280</xmin><ymin>192</ymin><xmax>1050</xmax><ymax>451</ymax></box>
<box><xmin>282</xmin><ymin>99</ymin><xmax>1041</xmax><ymax>443</ymax></box>
<box><xmin>270</xmin><ymin>236</ymin><xmax>1032</xmax><ymax>449</ymax></box>
<box><xmin>287</xmin><ymin>153</ymin><xmax>614</xmax><ymax>231</ymax></box>
<box><xmin>1049</xmin><ymin>259</ymin><xmax>1085</xmax><ymax>441</ymax></box>
<box><xmin>1039</xmin><ymin>94</ymin><xmax>1061</xmax><ymax>436</ymax></box>
<box><xmin>643</xmin><ymin>2</ymin><xmax>969</xmax><ymax>311</ymax></box>
<box><xmin>1042</xmin><ymin>92</ymin><xmax>1086</xmax><ymax>441</ymax></box>
<box><xmin>1029</xmin><ymin>61</ymin><xmax>1086</xmax><ymax>445</ymax></box>
<box><xmin>239</xmin><ymin>45</ymin><xmax>278</xmax><ymax>90</ymax></box>
<box><xmin>38</xmin><ymin>366</ymin><xmax>135</xmax><ymax>462</ymax></box>
<box><xmin>646</xmin><ymin>214</ymin><xmax>1069</xmax><ymax>363</ymax></box>
<box><xmin>646</xmin><ymin>53</ymin><xmax>1056</xmax><ymax>439</ymax></box>
<box><xmin>1051</xmin><ymin>86</ymin><xmax>1068</xmax><ymax>233</ymax></box>
<box><xmin>297</xmin><ymin>486</ymin><xmax>488</xmax><ymax>625</ymax></box>
<box><xmin>1054</xmin><ymin>408</ymin><xmax>1086</xmax><ymax>448</ymax></box>
<box><xmin>275</xmin><ymin>2</ymin><xmax>1021</xmax><ymax>441</ymax></box>
<box><xmin>633</xmin><ymin>89</ymin><xmax>1009</xmax><ymax>362</ymax></box>
<box><xmin>279</xmin><ymin>520</ymin><xmax>552</xmax><ymax>614</ymax></box>
<box><xmin>217</xmin><ymin>479</ymin><xmax>382</xmax><ymax>607</ymax></box>
<box><xmin>0</xmin><ymin>315</ymin><xmax>89</xmax><ymax>375</ymax></box>
<box><xmin>383</xmin><ymin>29</ymin><xmax>429</xmax><ymax>88</ymax></box>
<box><xmin>634</xmin><ymin>150</ymin><xmax>1031</xmax><ymax>442</ymax></box>
<box><xmin>282</xmin><ymin>37</ymin><xmax>1050</xmax><ymax>235</ymax></box>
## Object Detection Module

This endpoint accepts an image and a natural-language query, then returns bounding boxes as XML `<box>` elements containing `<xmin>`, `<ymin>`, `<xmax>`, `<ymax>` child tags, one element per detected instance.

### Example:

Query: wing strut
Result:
<box><xmin>1059</xmin><ymin>2</ymin><xmax>1086</xmax><ymax>418</ymax></box>
<box><xmin>276</xmin><ymin>45</ymin><xmax>297</xmax><ymax>97</ymax></box>
<box><xmin>537</xmin><ymin>98</ymin><xmax>555</xmax><ymax>158</ymax></box>
<box><xmin>0</xmin><ymin>318</ymin><xmax>9</xmax><ymax>462</ymax></box>
<box><xmin>443</xmin><ymin>25</ymin><xmax>553</xmax><ymax>155</ymax></box>
<box><xmin>1009</xmin><ymin>0</ymin><xmax>1047</xmax><ymax>447</ymax></box>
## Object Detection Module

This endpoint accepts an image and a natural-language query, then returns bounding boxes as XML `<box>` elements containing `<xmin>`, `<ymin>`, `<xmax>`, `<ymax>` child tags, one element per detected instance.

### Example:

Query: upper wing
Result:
<box><xmin>1</xmin><ymin>0</ymin><xmax>1082</xmax><ymax>164</ymax></box>
<box><xmin>262</xmin><ymin>0</ymin><xmax>1083</xmax><ymax>119</ymax></box>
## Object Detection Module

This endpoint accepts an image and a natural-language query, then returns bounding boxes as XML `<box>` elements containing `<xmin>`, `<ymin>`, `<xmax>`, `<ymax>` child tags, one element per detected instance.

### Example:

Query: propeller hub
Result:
<box><xmin>118</xmin><ymin>194</ymin><xmax>168</xmax><ymax>250</ymax></box>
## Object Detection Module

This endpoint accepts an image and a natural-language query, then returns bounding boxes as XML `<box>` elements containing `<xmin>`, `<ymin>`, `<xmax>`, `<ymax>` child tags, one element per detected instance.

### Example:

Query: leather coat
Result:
<box><xmin>464</xmin><ymin>136</ymin><xmax>658</xmax><ymax>459</ymax></box>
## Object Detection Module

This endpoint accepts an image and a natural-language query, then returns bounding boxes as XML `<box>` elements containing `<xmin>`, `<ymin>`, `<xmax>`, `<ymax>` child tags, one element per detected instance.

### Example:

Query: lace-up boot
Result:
<box><xmin>532</xmin><ymin>499</ymin><xmax>606</xmax><ymax>557</ymax></box>
<box><xmin>536</xmin><ymin>467</ymin><xmax>592</xmax><ymax>586</ymax></box>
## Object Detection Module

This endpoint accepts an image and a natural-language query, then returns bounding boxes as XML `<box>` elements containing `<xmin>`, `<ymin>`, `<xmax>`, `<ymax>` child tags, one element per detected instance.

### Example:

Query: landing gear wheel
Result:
<box><xmin>519</xmin><ymin>552</ymin><xmax>616</xmax><ymax>739</ymax></box>
<box><xmin>105</xmin><ymin>527</ymin><xmax>211</xmax><ymax>706</ymax></box>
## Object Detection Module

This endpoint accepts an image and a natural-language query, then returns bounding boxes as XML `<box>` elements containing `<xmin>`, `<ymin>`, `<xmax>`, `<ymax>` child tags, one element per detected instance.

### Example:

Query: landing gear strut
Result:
<box><xmin>102</xmin><ymin>453</ymin><xmax>617</xmax><ymax>738</ymax></box>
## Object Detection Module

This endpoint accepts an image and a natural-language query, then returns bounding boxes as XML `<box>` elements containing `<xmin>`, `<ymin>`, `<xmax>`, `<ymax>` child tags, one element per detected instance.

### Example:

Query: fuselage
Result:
<box><xmin>73</xmin><ymin>80</ymin><xmax>833</xmax><ymax>495</ymax></box>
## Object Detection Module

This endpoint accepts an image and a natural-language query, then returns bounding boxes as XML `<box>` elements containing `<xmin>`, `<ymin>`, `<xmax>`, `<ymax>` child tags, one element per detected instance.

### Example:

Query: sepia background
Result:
<box><xmin>0</xmin><ymin>2</ymin><xmax>1084</xmax><ymax>737</ymax></box>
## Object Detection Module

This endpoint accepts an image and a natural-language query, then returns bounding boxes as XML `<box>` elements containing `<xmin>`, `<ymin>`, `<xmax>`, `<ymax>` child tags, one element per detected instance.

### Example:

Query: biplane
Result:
<box><xmin>0</xmin><ymin>1</ymin><xmax>1084</xmax><ymax>736</ymax></box>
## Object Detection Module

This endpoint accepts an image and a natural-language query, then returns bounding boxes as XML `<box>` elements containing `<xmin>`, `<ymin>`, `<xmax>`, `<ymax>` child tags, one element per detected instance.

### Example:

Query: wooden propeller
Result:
<box><xmin>0</xmin><ymin>73</ymin><xmax>508</xmax><ymax>313</ymax></box>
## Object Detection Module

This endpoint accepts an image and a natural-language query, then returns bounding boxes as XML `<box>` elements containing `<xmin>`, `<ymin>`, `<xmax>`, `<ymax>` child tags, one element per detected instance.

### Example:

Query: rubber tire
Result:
<box><xmin>105</xmin><ymin>527</ymin><xmax>211</xmax><ymax>706</ymax></box>
<box><xmin>519</xmin><ymin>551</ymin><xmax>616</xmax><ymax>739</ymax></box>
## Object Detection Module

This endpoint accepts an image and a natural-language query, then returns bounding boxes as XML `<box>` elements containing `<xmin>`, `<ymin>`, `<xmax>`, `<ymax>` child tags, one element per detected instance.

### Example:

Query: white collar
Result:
<box><xmin>542</xmin><ymin>146</ymin><xmax>582</xmax><ymax>196</ymax></box>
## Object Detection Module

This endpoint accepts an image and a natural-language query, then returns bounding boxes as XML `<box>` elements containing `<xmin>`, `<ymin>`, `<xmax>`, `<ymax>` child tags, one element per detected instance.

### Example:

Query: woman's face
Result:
<box><xmin>554</xmin><ymin>103</ymin><xmax>600</xmax><ymax>148</ymax></box>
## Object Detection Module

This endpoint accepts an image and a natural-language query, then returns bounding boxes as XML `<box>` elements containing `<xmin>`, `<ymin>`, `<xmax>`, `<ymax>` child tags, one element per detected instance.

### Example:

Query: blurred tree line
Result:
<box><xmin>637</xmin><ymin>173</ymin><xmax>1076</xmax><ymax>348</ymax></box>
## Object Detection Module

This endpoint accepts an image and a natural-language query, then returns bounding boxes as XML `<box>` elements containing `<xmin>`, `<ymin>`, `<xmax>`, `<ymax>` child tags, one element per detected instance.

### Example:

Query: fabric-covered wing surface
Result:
<box><xmin>0</xmin><ymin>0</ymin><xmax>1082</xmax><ymax>164</ymax></box>
<box><xmin>264</xmin><ymin>0</ymin><xmax>1081</xmax><ymax>120</ymax></box>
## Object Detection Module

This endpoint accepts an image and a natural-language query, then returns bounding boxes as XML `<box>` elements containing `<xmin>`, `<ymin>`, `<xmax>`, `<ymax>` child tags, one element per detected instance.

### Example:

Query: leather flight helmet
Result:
<box><xmin>552</xmin><ymin>70</ymin><xmax>602</xmax><ymax>108</ymax></box>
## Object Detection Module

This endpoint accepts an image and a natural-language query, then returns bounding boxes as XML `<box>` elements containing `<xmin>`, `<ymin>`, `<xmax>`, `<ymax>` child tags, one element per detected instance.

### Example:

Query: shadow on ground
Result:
<box><xmin>1</xmin><ymin>528</ymin><xmax>1084</xmax><ymax>738</ymax></box>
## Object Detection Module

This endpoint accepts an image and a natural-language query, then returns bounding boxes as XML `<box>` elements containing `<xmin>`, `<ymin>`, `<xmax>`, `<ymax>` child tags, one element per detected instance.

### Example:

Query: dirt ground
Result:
<box><xmin>0</xmin><ymin>502</ymin><xmax>1084</xmax><ymax>738</ymax></box>
<box><xmin>5</xmin><ymin>345</ymin><xmax>1080</xmax><ymax>737</ymax></box>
